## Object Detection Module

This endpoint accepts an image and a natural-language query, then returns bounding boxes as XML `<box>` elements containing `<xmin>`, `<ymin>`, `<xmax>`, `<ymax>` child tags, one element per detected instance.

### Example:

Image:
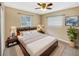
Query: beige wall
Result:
<box><xmin>41</xmin><ymin>6</ymin><xmax>79</xmax><ymax>42</ymax></box>
<box><xmin>5</xmin><ymin>6</ymin><xmax>79</xmax><ymax>43</ymax></box>
<box><xmin>5</xmin><ymin>7</ymin><xmax>41</xmax><ymax>40</ymax></box>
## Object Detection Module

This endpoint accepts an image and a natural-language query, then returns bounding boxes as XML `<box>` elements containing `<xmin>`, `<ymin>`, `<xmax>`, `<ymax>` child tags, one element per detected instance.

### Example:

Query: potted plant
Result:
<box><xmin>67</xmin><ymin>26</ymin><xmax>77</xmax><ymax>47</ymax></box>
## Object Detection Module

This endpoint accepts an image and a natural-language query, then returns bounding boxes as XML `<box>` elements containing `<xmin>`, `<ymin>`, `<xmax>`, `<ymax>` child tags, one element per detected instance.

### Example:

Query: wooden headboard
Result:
<box><xmin>16</xmin><ymin>27</ymin><xmax>37</xmax><ymax>36</ymax></box>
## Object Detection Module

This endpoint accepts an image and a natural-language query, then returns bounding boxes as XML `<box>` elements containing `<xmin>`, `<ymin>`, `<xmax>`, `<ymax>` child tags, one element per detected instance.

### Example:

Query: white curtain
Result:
<box><xmin>47</xmin><ymin>15</ymin><xmax>64</xmax><ymax>27</ymax></box>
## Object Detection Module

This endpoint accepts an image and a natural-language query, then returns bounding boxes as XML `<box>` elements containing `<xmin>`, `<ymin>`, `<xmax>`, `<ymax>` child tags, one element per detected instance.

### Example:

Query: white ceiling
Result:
<box><xmin>4</xmin><ymin>2</ymin><xmax>79</xmax><ymax>15</ymax></box>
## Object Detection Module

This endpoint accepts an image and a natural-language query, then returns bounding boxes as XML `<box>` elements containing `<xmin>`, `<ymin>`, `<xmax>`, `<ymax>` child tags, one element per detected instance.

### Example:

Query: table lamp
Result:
<box><xmin>10</xmin><ymin>26</ymin><xmax>16</xmax><ymax>36</ymax></box>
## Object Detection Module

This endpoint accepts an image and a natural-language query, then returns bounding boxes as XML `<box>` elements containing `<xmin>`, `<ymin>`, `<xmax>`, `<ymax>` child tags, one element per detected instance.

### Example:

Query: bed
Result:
<box><xmin>17</xmin><ymin>27</ymin><xmax>58</xmax><ymax>56</ymax></box>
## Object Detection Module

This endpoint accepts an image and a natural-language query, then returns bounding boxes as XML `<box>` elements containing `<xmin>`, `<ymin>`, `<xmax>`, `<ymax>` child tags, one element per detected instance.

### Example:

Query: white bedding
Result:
<box><xmin>18</xmin><ymin>30</ymin><xmax>46</xmax><ymax>44</ymax></box>
<box><xmin>18</xmin><ymin>30</ymin><xmax>57</xmax><ymax>56</ymax></box>
<box><xmin>26</xmin><ymin>36</ymin><xmax>57</xmax><ymax>56</ymax></box>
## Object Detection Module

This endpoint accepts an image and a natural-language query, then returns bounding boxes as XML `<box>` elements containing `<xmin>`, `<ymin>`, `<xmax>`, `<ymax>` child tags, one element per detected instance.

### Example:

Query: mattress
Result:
<box><xmin>26</xmin><ymin>36</ymin><xmax>57</xmax><ymax>56</ymax></box>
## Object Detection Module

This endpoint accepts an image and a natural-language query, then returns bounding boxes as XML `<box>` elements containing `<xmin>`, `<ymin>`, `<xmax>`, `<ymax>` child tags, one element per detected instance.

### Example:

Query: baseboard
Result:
<box><xmin>57</xmin><ymin>38</ymin><xmax>70</xmax><ymax>44</ymax></box>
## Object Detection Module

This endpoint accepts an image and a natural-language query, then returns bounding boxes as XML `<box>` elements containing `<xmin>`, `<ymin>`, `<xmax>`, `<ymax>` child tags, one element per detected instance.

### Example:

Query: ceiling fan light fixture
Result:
<box><xmin>36</xmin><ymin>2</ymin><xmax>53</xmax><ymax>11</ymax></box>
<box><xmin>40</xmin><ymin>8</ymin><xmax>46</xmax><ymax>11</ymax></box>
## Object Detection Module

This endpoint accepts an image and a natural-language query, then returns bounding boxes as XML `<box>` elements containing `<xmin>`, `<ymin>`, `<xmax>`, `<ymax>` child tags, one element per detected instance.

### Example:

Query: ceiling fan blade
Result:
<box><xmin>35</xmin><ymin>8</ymin><xmax>40</xmax><ymax>9</ymax></box>
<box><xmin>47</xmin><ymin>3</ymin><xmax>53</xmax><ymax>6</ymax></box>
<box><xmin>47</xmin><ymin>8</ymin><xmax>52</xmax><ymax>9</ymax></box>
<box><xmin>37</xmin><ymin>3</ymin><xmax>41</xmax><ymax>6</ymax></box>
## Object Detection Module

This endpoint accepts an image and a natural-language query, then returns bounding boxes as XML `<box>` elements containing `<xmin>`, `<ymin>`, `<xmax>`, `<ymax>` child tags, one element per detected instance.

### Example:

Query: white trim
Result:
<box><xmin>57</xmin><ymin>38</ymin><xmax>70</xmax><ymax>44</ymax></box>
<box><xmin>1</xmin><ymin>3</ymin><xmax>5</xmax><ymax>56</ymax></box>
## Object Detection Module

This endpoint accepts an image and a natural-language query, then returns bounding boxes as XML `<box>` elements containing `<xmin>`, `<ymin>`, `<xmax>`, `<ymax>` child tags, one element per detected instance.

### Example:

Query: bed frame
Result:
<box><xmin>16</xmin><ymin>27</ymin><xmax>58</xmax><ymax>56</ymax></box>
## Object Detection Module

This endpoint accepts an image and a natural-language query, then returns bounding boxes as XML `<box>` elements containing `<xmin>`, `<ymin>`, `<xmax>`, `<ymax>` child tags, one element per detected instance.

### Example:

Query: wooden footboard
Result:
<box><xmin>18</xmin><ymin>40</ymin><xmax>58</xmax><ymax>56</ymax></box>
<box><xmin>40</xmin><ymin>41</ymin><xmax>58</xmax><ymax>56</ymax></box>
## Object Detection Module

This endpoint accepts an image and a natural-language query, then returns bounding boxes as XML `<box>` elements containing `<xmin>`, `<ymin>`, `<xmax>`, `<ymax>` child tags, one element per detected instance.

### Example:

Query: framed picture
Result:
<box><xmin>65</xmin><ymin>16</ymin><xmax>79</xmax><ymax>26</ymax></box>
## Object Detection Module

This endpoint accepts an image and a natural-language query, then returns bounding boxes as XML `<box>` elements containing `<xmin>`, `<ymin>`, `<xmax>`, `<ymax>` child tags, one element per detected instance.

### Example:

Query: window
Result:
<box><xmin>47</xmin><ymin>15</ymin><xmax>64</xmax><ymax>27</ymax></box>
<box><xmin>20</xmin><ymin>16</ymin><xmax>32</xmax><ymax>27</ymax></box>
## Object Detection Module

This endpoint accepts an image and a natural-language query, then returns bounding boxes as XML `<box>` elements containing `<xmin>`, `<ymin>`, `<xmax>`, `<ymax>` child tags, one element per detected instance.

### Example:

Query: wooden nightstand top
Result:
<box><xmin>7</xmin><ymin>36</ymin><xmax>18</xmax><ymax>42</ymax></box>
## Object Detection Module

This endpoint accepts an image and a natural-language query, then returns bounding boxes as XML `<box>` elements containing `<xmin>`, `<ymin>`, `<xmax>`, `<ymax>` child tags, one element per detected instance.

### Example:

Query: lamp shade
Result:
<box><xmin>37</xmin><ymin>25</ymin><xmax>44</xmax><ymax>31</ymax></box>
<box><xmin>10</xmin><ymin>26</ymin><xmax>16</xmax><ymax>36</ymax></box>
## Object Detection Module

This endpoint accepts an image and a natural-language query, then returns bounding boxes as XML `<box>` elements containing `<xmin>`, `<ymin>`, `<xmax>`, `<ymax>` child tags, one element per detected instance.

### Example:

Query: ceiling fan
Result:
<box><xmin>35</xmin><ymin>3</ymin><xmax>53</xmax><ymax>10</ymax></box>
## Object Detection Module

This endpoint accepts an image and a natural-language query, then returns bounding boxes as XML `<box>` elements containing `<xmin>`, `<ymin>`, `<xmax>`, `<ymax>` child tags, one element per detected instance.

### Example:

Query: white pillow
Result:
<box><xmin>20</xmin><ymin>31</ymin><xmax>31</xmax><ymax>36</ymax></box>
<box><xmin>30</xmin><ymin>30</ymin><xmax>37</xmax><ymax>33</ymax></box>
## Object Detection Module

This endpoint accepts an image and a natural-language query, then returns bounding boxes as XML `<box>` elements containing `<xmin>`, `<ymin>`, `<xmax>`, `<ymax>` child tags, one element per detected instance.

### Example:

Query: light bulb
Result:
<box><xmin>41</xmin><ymin>8</ymin><xmax>46</xmax><ymax>11</ymax></box>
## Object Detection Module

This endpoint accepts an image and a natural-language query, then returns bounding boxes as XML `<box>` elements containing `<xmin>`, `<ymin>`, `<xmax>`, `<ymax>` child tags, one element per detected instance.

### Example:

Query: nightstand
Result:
<box><xmin>6</xmin><ymin>36</ymin><xmax>18</xmax><ymax>47</ymax></box>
